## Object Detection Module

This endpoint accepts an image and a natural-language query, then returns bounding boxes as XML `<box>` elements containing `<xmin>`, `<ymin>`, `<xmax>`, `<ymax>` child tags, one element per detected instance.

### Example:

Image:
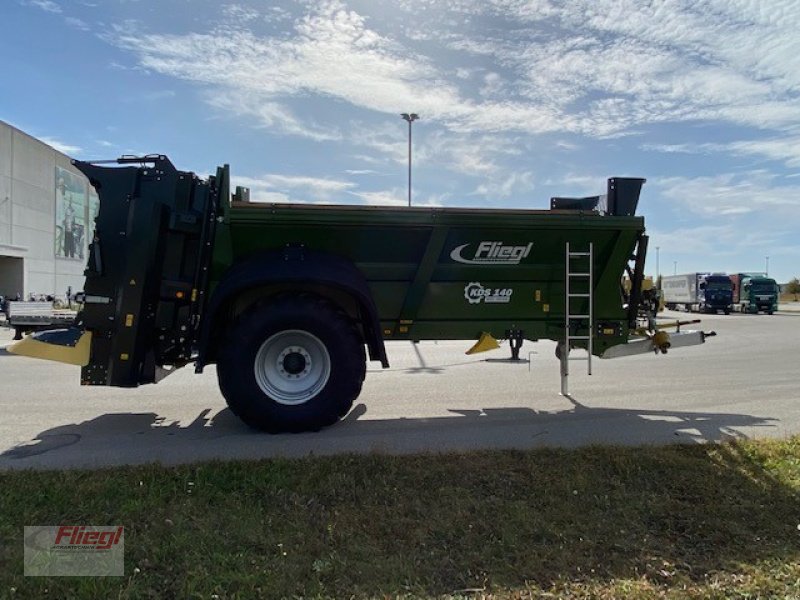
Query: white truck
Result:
<box><xmin>661</xmin><ymin>273</ymin><xmax>733</xmax><ymax>314</ymax></box>
<box><xmin>4</xmin><ymin>301</ymin><xmax>76</xmax><ymax>340</ymax></box>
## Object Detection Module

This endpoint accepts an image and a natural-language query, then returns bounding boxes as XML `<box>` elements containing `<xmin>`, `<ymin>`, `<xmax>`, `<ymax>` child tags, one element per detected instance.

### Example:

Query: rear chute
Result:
<box><xmin>8</xmin><ymin>327</ymin><xmax>91</xmax><ymax>367</ymax></box>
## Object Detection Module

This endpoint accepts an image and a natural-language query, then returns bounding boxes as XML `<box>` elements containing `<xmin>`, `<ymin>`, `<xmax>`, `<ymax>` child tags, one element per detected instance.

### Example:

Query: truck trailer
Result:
<box><xmin>10</xmin><ymin>155</ymin><xmax>713</xmax><ymax>432</ymax></box>
<box><xmin>730</xmin><ymin>273</ymin><xmax>779</xmax><ymax>314</ymax></box>
<box><xmin>661</xmin><ymin>273</ymin><xmax>733</xmax><ymax>314</ymax></box>
<box><xmin>4</xmin><ymin>300</ymin><xmax>76</xmax><ymax>340</ymax></box>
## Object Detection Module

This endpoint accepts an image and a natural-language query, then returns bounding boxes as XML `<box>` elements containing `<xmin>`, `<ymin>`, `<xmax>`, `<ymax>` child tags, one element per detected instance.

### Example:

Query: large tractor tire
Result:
<box><xmin>217</xmin><ymin>294</ymin><xmax>366</xmax><ymax>433</ymax></box>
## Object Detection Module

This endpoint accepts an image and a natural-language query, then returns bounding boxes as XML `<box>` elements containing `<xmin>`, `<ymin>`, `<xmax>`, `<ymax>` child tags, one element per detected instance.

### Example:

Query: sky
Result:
<box><xmin>2</xmin><ymin>0</ymin><xmax>799</xmax><ymax>282</ymax></box>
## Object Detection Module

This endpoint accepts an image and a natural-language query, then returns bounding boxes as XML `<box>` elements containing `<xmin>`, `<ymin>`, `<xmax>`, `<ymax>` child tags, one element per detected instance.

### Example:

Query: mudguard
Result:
<box><xmin>196</xmin><ymin>247</ymin><xmax>389</xmax><ymax>369</ymax></box>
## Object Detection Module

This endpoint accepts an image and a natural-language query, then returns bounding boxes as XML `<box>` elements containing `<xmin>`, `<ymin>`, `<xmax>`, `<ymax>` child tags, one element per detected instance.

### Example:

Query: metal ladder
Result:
<box><xmin>560</xmin><ymin>242</ymin><xmax>594</xmax><ymax>395</ymax></box>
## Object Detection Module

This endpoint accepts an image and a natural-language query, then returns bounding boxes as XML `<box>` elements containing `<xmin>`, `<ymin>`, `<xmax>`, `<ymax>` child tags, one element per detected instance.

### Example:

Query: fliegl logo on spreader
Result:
<box><xmin>450</xmin><ymin>241</ymin><xmax>533</xmax><ymax>265</ymax></box>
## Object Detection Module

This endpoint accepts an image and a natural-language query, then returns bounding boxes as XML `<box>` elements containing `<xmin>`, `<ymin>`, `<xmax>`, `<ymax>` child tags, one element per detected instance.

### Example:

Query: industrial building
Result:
<box><xmin>0</xmin><ymin>120</ymin><xmax>90</xmax><ymax>301</ymax></box>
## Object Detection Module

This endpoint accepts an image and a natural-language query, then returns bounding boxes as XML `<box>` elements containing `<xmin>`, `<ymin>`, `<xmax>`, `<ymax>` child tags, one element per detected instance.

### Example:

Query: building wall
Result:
<box><xmin>0</xmin><ymin>124</ymin><xmax>12</xmax><ymax>249</ymax></box>
<box><xmin>0</xmin><ymin>120</ymin><xmax>88</xmax><ymax>300</ymax></box>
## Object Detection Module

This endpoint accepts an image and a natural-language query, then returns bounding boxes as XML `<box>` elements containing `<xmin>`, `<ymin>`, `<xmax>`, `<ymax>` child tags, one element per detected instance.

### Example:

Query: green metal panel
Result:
<box><xmin>213</xmin><ymin>202</ymin><xmax>644</xmax><ymax>356</ymax></box>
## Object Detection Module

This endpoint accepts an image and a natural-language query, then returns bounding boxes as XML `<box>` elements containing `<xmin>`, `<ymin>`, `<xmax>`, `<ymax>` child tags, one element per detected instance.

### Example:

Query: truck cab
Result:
<box><xmin>730</xmin><ymin>273</ymin><xmax>779</xmax><ymax>314</ymax></box>
<box><xmin>742</xmin><ymin>276</ymin><xmax>779</xmax><ymax>314</ymax></box>
<box><xmin>698</xmin><ymin>274</ymin><xmax>733</xmax><ymax>314</ymax></box>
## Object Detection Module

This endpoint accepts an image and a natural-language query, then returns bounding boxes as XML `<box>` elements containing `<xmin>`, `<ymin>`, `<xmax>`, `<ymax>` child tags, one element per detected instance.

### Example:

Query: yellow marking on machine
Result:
<box><xmin>8</xmin><ymin>331</ymin><xmax>92</xmax><ymax>367</ymax></box>
<box><xmin>465</xmin><ymin>332</ymin><xmax>500</xmax><ymax>355</ymax></box>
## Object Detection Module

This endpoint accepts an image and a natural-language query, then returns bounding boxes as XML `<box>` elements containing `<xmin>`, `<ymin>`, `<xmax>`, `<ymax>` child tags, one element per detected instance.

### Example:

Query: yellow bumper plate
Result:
<box><xmin>8</xmin><ymin>330</ymin><xmax>92</xmax><ymax>367</ymax></box>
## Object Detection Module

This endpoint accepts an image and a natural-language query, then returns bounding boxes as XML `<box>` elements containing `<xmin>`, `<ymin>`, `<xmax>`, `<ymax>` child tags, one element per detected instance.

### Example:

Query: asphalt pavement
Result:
<box><xmin>0</xmin><ymin>309</ymin><xmax>798</xmax><ymax>470</ymax></box>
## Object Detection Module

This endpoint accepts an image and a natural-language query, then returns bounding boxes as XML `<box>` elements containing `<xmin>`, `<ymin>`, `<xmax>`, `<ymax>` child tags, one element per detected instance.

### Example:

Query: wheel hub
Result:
<box><xmin>253</xmin><ymin>331</ymin><xmax>331</xmax><ymax>405</ymax></box>
<box><xmin>278</xmin><ymin>347</ymin><xmax>311</xmax><ymax>378</ymax></box>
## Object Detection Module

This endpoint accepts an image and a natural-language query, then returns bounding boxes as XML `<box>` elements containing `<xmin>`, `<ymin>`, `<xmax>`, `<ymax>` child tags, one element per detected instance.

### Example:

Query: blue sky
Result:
<box><xmin>2</xmin><ymin>0</ymin><xmax>799</xmax><ymax>282</ymax></box>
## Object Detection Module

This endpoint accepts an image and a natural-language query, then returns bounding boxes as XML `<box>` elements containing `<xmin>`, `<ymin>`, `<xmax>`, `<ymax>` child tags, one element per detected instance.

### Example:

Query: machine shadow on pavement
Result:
<box><xmin>0</xmin><ymin>399</ymin><xmax>777</xmax><ymax>470</ymax></box>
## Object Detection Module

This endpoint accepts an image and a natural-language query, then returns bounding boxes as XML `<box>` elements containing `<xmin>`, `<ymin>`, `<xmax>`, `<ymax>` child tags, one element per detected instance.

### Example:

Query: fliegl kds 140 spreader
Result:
<box><xmin>11</xmin><ymin>155</ymin><xmax>714</xmax><ymax>432</ymax></box>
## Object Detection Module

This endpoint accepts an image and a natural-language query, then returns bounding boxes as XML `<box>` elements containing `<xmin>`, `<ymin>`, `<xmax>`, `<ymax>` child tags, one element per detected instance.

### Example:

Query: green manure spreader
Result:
<box><xmin>11</xmin><ymin>155</ymin><xmax>714</xmax><ymax>432</ymax></box>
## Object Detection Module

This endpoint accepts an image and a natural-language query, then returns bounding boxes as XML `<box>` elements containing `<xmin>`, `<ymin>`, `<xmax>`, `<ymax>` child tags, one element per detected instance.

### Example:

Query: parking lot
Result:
<box><xmin>1</xmin><ymin>309</ymin><xmax>798</xmax><ymax>470</ymax></box>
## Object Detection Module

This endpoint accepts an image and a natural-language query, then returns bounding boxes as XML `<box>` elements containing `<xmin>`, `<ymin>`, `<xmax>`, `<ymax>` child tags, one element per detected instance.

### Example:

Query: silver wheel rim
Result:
<box><xmin>253</xmin><ymin>330</ymin><xmax>331</xmax><ymax>406</ymax></box>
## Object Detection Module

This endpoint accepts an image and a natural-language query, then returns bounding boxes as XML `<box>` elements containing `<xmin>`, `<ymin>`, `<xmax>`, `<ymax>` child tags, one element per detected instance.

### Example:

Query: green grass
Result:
<box><xmin>2</xmin><ymin>438</ymin><xmax>800</xmax><ymax>599</ymax></box>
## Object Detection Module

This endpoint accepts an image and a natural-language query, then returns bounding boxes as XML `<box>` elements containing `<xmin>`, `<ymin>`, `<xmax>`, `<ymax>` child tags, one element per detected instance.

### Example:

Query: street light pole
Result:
<box><xmin>765</xmin><ymin>256</ymin><xmax>769</xmax><ymax>276</ymax></box>
<box><xmin>400</xmin><ymin>113</ymin><xmax>418</xmax><ymax>207</ymax></box>
<box><xmin>655</xmin><ymin>246</ymin><xmax>660</xmax><ymax>282</ymax></box>
<box><xmin>673</xmin><ymin>261</ymin><xmax>677</xmax><ymax>276</ymax></box>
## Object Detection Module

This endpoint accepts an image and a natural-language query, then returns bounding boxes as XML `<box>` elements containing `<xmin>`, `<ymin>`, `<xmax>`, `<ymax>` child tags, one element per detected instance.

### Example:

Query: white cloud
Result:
<box><xmin>344</xmin><ymin>169</ymin><xmax>379</xmax><ymax>175</ymax></box>
<box><xmin>64</xmin><ymin>16</ymin><xmax>89</xmax><ymax>30</ymax></box>
<box><xmin>221</xmin><ymin>4</ymin><xmax>260</xmax><ymax>24</ymax></box>
<box><xmin>727</xmin><ymin>137</ymin><xmax>800</xmax><ymax>169</ymax></box>
<box><xmin>101</xmin><ymin>0</ymin><xmax>800</xmax><ymax>144</ymax></box>
<box><xmin>454</xmin><ymin>68</ymin><xmax>473</xmax><ymax>80</ymax></box>
<box><xmin>112</xmin><ymin>3</ymin><xmax>461</xmax><ymax>119</ymax></box>
<box><xmin>349</xmin><ymin>122</ymin><xmax>407</xmax><ymax>164</ymax></box>
<box><xmin>348</xmin><ymin>188</ymin><xmax>406</xmax><ymax>206</ymax></box>
<box><xmin>644</xmin><ymin>135</ymin><xmax>800</xmax><ymax>169</ymax></box>
<box><xmin>648</xmin><ymin>222</ymin><xmax>789</xmax><ymax>267</ymax></box>
<box><xmin>234</xmin><ymin>172</ymin><xmax>356</xmax><ymax>203</ymax></box>
<box><xmin>350</xmin><ymin>153</ymin><xmax>388</xmax><ymax>166</ymax></box>
<box><xmin>24</xmin><ymin>0</ymin><xmax>793</xmax><ymax>280</ymax></box>
<box><xmin>418</xmin><ymin>0</ymin><xmax>800</xmax><ymax>134</ymax></box>
<box><xmin>348</xmin><ymin>187</ymin><xmax>443</xmax><ymax>207</ymax></box>
<box><xmin>106</xmin><ymin>2</ymin><xmax>586</xmax><ymax>139</ymax></box>
<box><xmin>479</xmin><ymin>72</ymin><xmax>507</xmax><ymax>98</ymax></box>
<box><xmin>472</xmin><ymin>171</ymin><xmax>534</xmax><ymax>199</ymax></box>
<box><xmin>258</xmin><ymin>174</ymin><xmax>354</xmax><ymax>193</ymax></box>
<box><xmin>206</xmin><ymin>94</ymin><xmax>341</xmax><ymax>142</ymax></box>
<box><xmin>647</xmin><ymin>224</ymin><xmax>737</xmax><ymax>257</ymax></box>
<box><xmin>263</xmin><ymin>6</ymin><xmax>292</xmax><ymax>24</ymax></box>
<box><xmin>26</xmin><ymin>0</ymin><xmax>61</xmax><ymax>13</ymax></box>
<box><xmin>554</xmin><ymin>140</ymin><xmax>580</xmax><ymax>151</ymax></box>
<box><xmin>242</xmin><ymin>189</ymin><xmax>292</xmax><ymax>203</ymax></box>
<box><xmin>39</xmin><ymin>136</ymin><xmax>81</xmax><ymax>156</ymax></box>
<box><xmin>655</xmin><ymin>171</ymin><xmax>800</xmax><ymax>217</ymax></box>
<box><xmin>416</xmin><ymin>130</ymin><xmax>522</xmax><ymax>176</ymax></box>
<box><xmin>543</xmin><ymin>174</ymin><xmax>606</xmax><ymax>197</ymax></box>
<box><xmin>642</xmin><ymin>143</ymin><xmax>720</xmax><ymax>155</ymax></box>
